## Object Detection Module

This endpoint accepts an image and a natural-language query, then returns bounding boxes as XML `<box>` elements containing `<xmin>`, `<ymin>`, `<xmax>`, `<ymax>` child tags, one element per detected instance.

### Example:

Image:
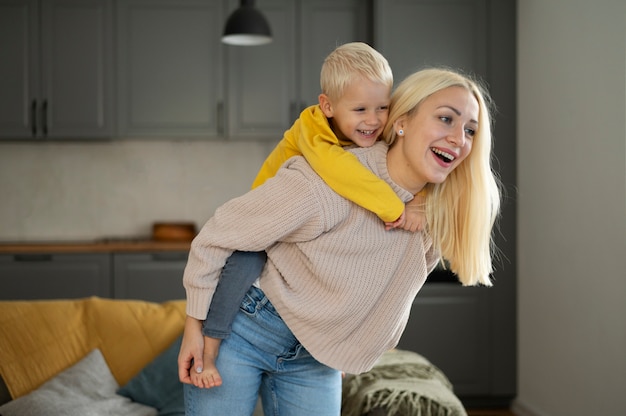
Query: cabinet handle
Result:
<box><xmin>14</xmin><ymin>254</ymin><xmax>53</xmax><ymax>262</ymax></box>
<box><xmin>30</xmin><ymin>100</ymin><xmax>37</xmax><ymax>136</ymax></box>
<box><xmin>217</xmin><ymin>101</ymin><xmax>224</xmax><ymax>136</ymax></box>
<box><xmin>41</xmin><ymin>100</ymin><xmax>48</xmax><ymax>136</ymax></box>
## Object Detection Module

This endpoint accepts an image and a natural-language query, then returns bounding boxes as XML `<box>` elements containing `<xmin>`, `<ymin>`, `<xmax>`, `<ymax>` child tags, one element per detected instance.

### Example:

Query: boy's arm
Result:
<box><xmin>251</xmin><ymin>132</ymin><xmax>301</xmax><ymax>189</ymax></box>
<box><xmin>295</xmin><ymin>108</ymin><xmax>404</xmax><ymax>223</ymax></box>
<box><xmin>303</xmin><ymin>138</ymin><xmax>404</xmax><ymax>223</ymax></box>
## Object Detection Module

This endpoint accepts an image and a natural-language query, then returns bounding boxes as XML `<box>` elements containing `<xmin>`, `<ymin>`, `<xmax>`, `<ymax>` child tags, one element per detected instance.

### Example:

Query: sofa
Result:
<box><xmin>0</xmin><ymin>297</ymin><xmax>467</xmax><ymax>416</ymax></box>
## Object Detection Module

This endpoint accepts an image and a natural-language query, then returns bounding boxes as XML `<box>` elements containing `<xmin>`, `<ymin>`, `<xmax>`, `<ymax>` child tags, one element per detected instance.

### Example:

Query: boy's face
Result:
<box><xmin>319</xmin><ymin>78</ymin><xmax>391</xmax><ymax>147</ymax></box>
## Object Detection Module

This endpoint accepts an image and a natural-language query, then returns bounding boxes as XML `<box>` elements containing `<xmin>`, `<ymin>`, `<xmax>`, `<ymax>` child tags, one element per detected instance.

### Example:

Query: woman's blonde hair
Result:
<box><xmin>383</xmin><ymin>68</ymin><xmax>501</xmax><ymax>286</ymax></box>
<box><xmin>320</xmin><ymin>42</ymin><xmax>393</xmax><ymax>101</ymax></box>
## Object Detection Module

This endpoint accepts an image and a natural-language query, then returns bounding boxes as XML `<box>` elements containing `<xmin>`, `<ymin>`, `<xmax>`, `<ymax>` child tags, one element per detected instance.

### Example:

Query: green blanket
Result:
<box><xmin>342</xmin><ymin>349</ymin><xmax>467</xmax><ymax>416</ymax></box>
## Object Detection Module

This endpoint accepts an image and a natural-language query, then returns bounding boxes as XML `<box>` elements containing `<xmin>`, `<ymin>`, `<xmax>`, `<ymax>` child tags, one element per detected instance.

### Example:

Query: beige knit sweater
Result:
<box><xmin>183</xmin><ymin>142</ymin><xmax>440</xmax><ymax>374</ymax></box>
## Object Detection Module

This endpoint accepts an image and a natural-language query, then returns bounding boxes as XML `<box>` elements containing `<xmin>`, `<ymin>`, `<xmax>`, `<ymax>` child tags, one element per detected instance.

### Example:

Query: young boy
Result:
<box><xmin>189</xmin><ymin>42</ymin><xmax>426</xmax><ymax>389</ymax></box>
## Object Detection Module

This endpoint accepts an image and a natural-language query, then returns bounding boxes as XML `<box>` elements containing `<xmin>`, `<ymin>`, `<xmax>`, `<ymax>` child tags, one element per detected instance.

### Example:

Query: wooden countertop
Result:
<box><xmin>0</xmin><ymin>239</ymin><xmax>191</xmax><ymax>254</ymax></box>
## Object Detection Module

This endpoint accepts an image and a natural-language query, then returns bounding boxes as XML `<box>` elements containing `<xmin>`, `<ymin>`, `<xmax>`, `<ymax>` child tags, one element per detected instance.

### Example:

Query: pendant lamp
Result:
<box><xmin>222</xmin><ymin>0</ymin><xmax>272</xmax><ymax>46</ymax></box>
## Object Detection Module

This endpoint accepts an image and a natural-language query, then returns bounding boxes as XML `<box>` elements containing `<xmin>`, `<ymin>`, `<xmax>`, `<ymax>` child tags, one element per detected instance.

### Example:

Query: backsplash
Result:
<box><xmin>0</xmin><ymin>139</ymin><xmax>276</xmax><ymax>242</ymax></box>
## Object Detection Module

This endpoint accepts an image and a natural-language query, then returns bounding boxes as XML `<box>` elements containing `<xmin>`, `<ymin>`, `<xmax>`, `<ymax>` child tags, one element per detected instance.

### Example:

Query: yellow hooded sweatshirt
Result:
<box><xmin>251</xmin><ymin>105</ymin><xmax>404</xmax><ymax>223</ymax></box>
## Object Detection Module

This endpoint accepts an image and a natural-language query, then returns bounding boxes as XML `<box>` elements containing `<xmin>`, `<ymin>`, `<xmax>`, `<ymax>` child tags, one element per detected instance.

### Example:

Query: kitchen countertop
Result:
<box><xmin>0</xmin><ymin>239</ymin><xmax>191</xmax><ymax>254</ymax></box>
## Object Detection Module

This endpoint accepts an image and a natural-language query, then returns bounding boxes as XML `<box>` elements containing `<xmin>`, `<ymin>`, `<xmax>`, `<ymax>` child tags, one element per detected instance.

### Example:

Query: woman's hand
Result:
<box><xmin>178</xmin><ymin>316</ymin><xmax>205</xmax><ymax>384</ymax></box>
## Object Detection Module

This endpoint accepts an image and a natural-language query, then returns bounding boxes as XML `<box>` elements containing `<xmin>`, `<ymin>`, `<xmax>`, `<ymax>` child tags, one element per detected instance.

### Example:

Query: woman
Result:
<box><xmin>178</xmin><ymin>68</ymin><xmax>501</xmax><ymax>415</ymax></box>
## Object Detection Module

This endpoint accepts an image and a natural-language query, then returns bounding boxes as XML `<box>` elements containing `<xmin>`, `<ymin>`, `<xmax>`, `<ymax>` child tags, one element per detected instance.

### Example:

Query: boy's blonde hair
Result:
<box><xmin>383</xmin><ymin>68</ymin><xmax>501</xmax><ymax>286</ymax></box>
<box><xmin>320</xmin><ymin>42</ymin><xmax>393</xmax><ymax>101</ymax></box>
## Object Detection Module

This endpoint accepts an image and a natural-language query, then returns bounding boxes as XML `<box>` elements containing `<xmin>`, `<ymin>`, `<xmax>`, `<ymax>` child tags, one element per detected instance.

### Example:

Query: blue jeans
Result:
<box><xmin>202</xmin><ymin>250</ymin><xmax>267</xmax><ymax>339</ymax></box>
<box><xmin>185</xmin><ymin>286</ymin><xmax>342</xmax><ymax>416</ymax></box>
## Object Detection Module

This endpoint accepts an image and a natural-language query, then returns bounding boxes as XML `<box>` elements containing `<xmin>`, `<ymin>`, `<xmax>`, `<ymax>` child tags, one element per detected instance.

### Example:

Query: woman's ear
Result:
<box><xmin>394</xmin><ymin>117</ymin><xmax>406</xmax><ymax>135</ymax></box>
<box><xmin>318</xmin><ymin>94</ymin><xmax>334</xmax><ymax>118</ymax></box>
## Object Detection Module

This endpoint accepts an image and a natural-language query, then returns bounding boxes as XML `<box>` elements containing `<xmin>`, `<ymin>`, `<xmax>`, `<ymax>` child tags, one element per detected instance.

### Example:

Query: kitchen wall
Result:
<box><xmin>0</xmin><ymin>139</ymin><xmax>277</xmax><ymax>241</ymax></box>
<box><xmin>515</xmin><ymin>1</ymin><xmax>626</xmax><ymax>415</ymax></box>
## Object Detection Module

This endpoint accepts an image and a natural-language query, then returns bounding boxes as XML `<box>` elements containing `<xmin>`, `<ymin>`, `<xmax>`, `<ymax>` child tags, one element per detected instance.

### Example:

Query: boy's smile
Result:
<box><xmin>319</xmin><ymin>77</ymin><xmax>391</xmax><ymax>148</ymax></box>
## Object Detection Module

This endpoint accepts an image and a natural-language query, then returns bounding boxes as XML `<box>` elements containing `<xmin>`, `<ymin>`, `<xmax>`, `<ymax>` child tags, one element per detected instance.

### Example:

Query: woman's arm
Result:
<box><xmin>183</xmin><ymin>157</ymin><xmax>335</xmax><ymax>321</ymax></box>
<box><xmin>178</xmin><ymin>316</ymin><xmax>203</xmax><ymax>384</ymax></box>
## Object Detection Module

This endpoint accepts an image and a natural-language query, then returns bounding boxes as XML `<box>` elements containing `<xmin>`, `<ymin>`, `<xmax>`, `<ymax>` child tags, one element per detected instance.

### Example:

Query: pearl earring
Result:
<box><xmin>398</xmin><ymin>129</ymin><xmax>404</xmax><ymax>136</ymax></box>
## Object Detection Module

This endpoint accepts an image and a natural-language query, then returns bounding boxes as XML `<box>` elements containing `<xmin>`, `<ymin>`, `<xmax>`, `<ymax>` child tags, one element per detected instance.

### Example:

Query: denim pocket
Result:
<box><xmin>240</xmin><ymin>286</ymin><xmax>279</xmax><ymax>317</ymax></box>
<box><xmin>234</xmin><ymin>287</ymin><xmax>299</xmax><ymax>356</ymax></box>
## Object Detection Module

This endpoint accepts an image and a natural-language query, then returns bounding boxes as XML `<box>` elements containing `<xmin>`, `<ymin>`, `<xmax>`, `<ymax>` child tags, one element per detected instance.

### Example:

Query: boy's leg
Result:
<box><xmin>195</xmin><ymin>251</ymin><xmax>266</xmax><ymax>391</ymax></box>
<box><xmin>185</xmin><ymin>285</ymin><xmax>299</xmax><ymax>416</ymax></box>
<box><xmin>202</xmin><ymin>250</ymin><xmax>267</xmax><ymax>338</ymax></box>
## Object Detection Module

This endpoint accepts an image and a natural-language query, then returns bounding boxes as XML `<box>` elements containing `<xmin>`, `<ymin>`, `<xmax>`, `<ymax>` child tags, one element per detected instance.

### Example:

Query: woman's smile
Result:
<box><xmin>388</xmin><ymin>85</ymin><xmax>479</xmax><ymax>194</ymax></box>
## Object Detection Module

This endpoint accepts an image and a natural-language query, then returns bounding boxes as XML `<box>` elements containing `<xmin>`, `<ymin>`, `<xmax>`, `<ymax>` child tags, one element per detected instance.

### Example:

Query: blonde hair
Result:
<box><xmin>383</xmin><ymin>68</ymin><xmax>501</xmax><ymax>286</ymax></box>
<box><xmin>320</xmin><ymin>42</ymin><xmax>393</xmax><ymax>101</ymax></box>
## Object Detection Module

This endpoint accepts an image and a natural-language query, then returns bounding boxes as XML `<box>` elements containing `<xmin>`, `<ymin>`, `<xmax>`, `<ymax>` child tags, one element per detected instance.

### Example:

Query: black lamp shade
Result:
<box><xmin>222</xmin><ymin>0</ymin><xmax>272</xmax><ymax>46</ymax></box>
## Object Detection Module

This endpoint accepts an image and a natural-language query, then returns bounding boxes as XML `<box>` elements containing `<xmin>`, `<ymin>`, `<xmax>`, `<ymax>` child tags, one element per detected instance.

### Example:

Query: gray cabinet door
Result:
<box><xmin>116</xmin><ymin>0</ymin><xmax>225</xmax><ymax>138</ymax></box>
<box><xmin>298</xmin><ymin>0</ymin><xmax>369</xmax><ymax>111</ymax></box>
<box><xmin>374</xmin><ymin>0</ymin><xmax>488</xmax><ymax>82</ymax></box>
<box><xmin>396</xmin><ymin>283</ymin><xmax>490</xmax><ymax>396</ymax></box>
<box><xmin>113</xmin><ymin>252</ymin><xmax>187</xmax><ymax>302</ymax></box>
<box><xmin>0</xmin><ymin>0</ymin><xmax>39</xmax><ymax>138</ymax></box>
<box><xmin>225</xmin><ymin>0</ymin><xmax>296</xmax><ymax>140</ymax></box>
<box><xmin>0</xmin><ymin>0</ymin><xmax>114</xmax><ymax>139</ymax></box>
<box><xmin>0</xmin><ymin>253</ymin><xmax>112</xmax><ymax>300</ymax></box>
<box><xmin>40</xmin><ymin>0</ymin><xmax>114</xmax><ymax>139</ymax></box>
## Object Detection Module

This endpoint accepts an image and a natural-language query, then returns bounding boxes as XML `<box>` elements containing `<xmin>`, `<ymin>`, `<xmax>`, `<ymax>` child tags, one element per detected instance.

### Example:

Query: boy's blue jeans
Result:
<box><xmin>202</xmin><ymin>250</ymin><xmax>267</xmax><ymax>339</ymax></box>
<box><xmin>185</xmin><ymin>286</ymin><xmax>342</xmax><ymax>415</ymax></box>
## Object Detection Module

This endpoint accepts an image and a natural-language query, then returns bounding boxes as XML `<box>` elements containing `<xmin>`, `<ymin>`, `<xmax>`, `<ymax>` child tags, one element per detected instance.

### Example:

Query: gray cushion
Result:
<box><xmin>0</xmin><ymin>349</ymin><xmax>157</xmax><ymax>416</ymax></box>
<box><xmin>117</xmin><ymin>336</ymin><xmax>184</xmax><ymax>416</ymax></box>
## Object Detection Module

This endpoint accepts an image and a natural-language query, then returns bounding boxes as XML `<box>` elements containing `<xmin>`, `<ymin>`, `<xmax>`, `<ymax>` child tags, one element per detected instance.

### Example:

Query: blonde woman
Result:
<box><xmin>191</xmin><ymin>42</ymin><xmax>427</xmax><ymax>391</ymax></box>
<box><xmin>178</xmin><ymin>67</ymin><xmax>501</xmax><ymax>416</ymax></box>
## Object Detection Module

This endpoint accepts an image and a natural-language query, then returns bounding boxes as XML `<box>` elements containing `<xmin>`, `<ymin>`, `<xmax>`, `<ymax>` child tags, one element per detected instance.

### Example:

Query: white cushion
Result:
<box><xmin>0</xmin><ymin>349</ymin><xmax>157</xmax><ymax>416</ymax></box>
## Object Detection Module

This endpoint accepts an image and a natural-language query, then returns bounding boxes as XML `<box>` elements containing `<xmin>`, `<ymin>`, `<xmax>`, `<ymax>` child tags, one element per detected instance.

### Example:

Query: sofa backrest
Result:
<box><xmin>0</xmin><ymin>297</ymin><xmax>186</xmax><ymax>400</ymax></box>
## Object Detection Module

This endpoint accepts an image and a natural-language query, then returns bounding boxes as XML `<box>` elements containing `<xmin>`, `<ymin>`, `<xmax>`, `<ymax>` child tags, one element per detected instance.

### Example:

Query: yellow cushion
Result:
<box><xmin>0</xmin><ymin>297</ymin><xmax>186</xmax><ymax>400</ymax></box>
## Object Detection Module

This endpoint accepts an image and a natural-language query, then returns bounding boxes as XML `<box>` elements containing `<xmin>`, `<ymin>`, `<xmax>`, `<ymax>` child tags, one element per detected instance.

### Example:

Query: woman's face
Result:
<box><xmin>388</xmin><ymin>86</ymin><xmax>479</xmax><ymax>194</ymax></box>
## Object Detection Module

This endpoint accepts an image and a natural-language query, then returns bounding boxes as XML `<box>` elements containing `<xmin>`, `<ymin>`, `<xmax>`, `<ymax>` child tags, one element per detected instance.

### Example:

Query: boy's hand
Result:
<box><xmin>385</xmin><ymin>194</ymin><xmax>427</xmax><ymax>232</ymax></box>
<box><xmin>402</xmin><ymin>204</ymin><xmax>426</xmax><ymax>232</ymax></box>
<box><xmin>384</xmin><ymin>211</ymin><xmax>405</xmax><ymax>231</ymax></box>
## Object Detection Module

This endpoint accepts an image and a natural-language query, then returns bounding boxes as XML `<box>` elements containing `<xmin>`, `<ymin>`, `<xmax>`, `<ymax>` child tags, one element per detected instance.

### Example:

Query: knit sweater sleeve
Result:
<box><xmin>296</xmin><ymin>106</ymin><xmax>405</xmax><ymax>223</ymax></box>
<box><xmin>183</xmin><ymin>156</ymin><xmax>343</xmax><ymax>319</ymax></box>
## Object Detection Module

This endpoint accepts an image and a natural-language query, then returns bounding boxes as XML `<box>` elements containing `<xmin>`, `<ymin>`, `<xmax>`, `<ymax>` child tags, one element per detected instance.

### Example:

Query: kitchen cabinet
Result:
<box><xmin>0</xmin><ymin>253</ymin><xmax>111</xmax><ymax>300</ymax></box>
<box><xmin>116</xmin><ymin>0</ymin><xmax>225</xmax><ymax>138</ymax></box>
<box><xmin>113</xmin><ymin>252</ymin><xmax>187</xmax><ymax>302</ymax></box>
<box><xmin>377</xmin><ymin>0</ymin><xmax>518</xmax><ymax>406</ymax></box>
<box><xmin>0</xmin><ymin>0</ymin><xmax>114</xmax><ymax>140</ymax></box>
<box><xmin>116</xmin><ymin>0</ymin><xmax>368</xmax><ymax>140</ymax></box>
<box><xmin>226</xmin><ymin>0</ymin><xmax>369</xmax><ymax>140</ymax></box>
<box><xmin>397</xmin><ymin>283</ymin><xmax>490</xmax><ymax>396</ymax></box>
<box><xmin>0</xmin><ymin>250</ymin><xmax>187</xmax><ymax>302</ymax></box>
<box><xmin>374</xmin><ymin>0</ymin><xmax>487</xmax><ymax>83</ymax></box>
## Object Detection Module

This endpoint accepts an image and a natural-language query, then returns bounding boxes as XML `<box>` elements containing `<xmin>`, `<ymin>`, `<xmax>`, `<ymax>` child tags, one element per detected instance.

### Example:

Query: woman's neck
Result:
<box><xmin>386</xmin><ymin>144</ymin><xmax>426</xmax><ymax>195</ymax></box>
